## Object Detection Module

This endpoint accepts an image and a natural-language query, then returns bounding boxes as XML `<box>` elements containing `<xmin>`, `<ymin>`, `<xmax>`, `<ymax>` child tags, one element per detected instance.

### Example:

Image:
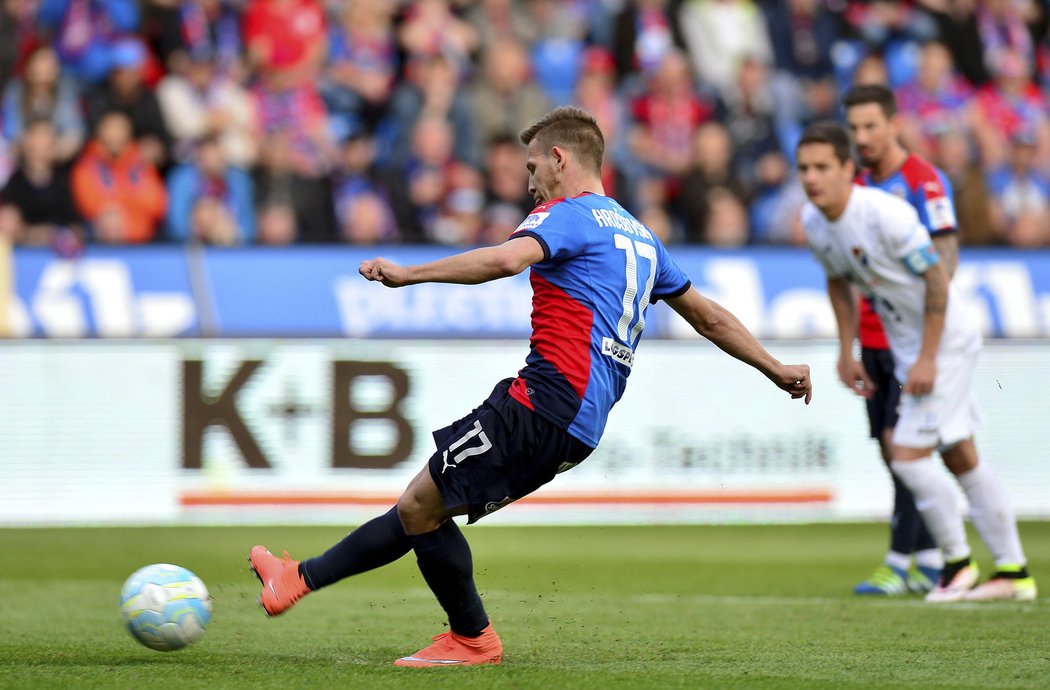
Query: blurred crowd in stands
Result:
<box><xmin>0</xmin><ymin>0</ymin><xmax>1047</xmax><ymax>250</ymax></box>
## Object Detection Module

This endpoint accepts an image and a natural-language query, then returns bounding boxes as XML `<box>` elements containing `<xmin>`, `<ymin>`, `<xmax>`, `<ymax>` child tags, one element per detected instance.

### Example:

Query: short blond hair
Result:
<box><xmin>519</xmin><ymin>106</ymin><xmax>604</xmax><ymax>174</ymax></box>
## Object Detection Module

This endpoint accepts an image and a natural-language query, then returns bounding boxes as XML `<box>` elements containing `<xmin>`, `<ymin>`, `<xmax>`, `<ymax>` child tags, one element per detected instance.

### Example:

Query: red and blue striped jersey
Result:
<box><xmin>508</xmin><ymin>193</ymin><xmax>690</xmax><ymax>448</ymax></box>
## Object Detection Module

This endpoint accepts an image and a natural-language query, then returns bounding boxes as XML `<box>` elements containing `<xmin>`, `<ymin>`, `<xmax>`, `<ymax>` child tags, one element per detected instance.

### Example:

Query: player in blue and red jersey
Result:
<box><xmin>248</xmin><ymin>106</ymin><xmax>813</xmax><ymax>667</ymax></box>
<box><xmin>842</xmin><ymin>84</ymin><xmax>960</xmax><ymax>596</ymax></box>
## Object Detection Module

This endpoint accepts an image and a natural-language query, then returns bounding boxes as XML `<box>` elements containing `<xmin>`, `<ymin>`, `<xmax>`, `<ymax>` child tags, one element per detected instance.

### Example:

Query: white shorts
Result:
<box><xmin>892</xmin><ymin>350</ymin><xmax>983</xmax><ymax>450</ymax></box>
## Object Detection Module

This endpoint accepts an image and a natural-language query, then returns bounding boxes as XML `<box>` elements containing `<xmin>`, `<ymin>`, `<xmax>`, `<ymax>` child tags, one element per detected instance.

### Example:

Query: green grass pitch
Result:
<box><xmin>1</xmin><ymin>523</ymin><xmax>1047</xmax><ymax>689</ymax></box>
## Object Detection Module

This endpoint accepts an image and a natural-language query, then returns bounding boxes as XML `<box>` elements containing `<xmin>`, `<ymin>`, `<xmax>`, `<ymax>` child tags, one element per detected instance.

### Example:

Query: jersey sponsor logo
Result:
<box><xmin>515</xmin><ymin>212</ymin><xmax>550</xmax><ymax>232</ymax></box>
<box><xmin>601</xmin><ymin>336</ymin><xmax>635</xmax><ymax>368</ymax></box>
<box><xmin>925</xmin><ymin>196</ymin><xmax>956</xmax><ymax>230</ymax></box>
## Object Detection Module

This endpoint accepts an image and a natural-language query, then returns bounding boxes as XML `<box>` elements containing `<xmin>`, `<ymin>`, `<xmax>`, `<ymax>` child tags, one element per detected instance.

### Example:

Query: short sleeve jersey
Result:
<box><xmin>856</xmin><ymin>153</ymin><xmax>957</xmax><ymax>349</ymax></box>
<box><xmin>802</xmin><ymin>186</ymin><xmax>979</xmax><ymax>382</ymax></box>
<box><xmin>508</xmin><ymin>193</ymin><xmax>691</xmax><ymax>448</ymax></box>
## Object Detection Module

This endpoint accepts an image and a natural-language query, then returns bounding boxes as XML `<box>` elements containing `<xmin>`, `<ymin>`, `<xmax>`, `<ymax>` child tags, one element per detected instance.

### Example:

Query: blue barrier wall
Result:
<box><xmin>10</xmin><ymin>246</ymin><xmax>1050</xmax><ymax>338</ymax></box>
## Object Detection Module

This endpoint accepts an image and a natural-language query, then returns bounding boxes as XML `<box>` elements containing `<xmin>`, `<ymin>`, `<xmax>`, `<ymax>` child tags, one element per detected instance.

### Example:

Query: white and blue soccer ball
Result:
<box><xmin>120</xmin><ymin>563</ymin><xmax>213</xmax><ymax>652</ymax></box>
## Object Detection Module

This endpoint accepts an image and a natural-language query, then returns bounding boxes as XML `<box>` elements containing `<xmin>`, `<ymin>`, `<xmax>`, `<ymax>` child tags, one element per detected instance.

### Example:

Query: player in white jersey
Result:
<box><xmin>796</xmin><ymin>121</ymin><xmax>1036</xmax><ymax>603</ymax></box>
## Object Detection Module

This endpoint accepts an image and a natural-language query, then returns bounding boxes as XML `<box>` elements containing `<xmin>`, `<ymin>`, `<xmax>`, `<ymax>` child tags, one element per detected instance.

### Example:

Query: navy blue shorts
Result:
<box><xmin>428</xmin><ymin>378</ymin><xmax>593</xmax><ymax>523</ymax></box>
<box><xmin>862</xmin><ymin>347</ymin><xmax>901</xmax><ymax>439</ymax></box>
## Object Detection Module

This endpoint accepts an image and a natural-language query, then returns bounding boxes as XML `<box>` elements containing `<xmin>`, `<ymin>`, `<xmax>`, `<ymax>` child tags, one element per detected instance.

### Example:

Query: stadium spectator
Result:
<box><xmin>320</xmin><ymin>0</ymin><xmax>398</xmax><ymax>140</ymax></box>
<box><xmin>526</xmin><ymin>0</ymin><xmax>591</xmax><ymax>106</ymax></box>
<box><xmin>242</xmin><ymin>0</ymin><xmax>326</xmax><ymax>85</ymax></box>
<box><xmin>627</xmin><ymin>50</ymin><xmax>719</xmax><ymax>202</ymax></box>
<box><xmin>386</xmin><ymin>54</ymin><xmax>479</xmax><ymax>169</ymax></box>
<box><xmin>573</xmin><ymin>47</ymin><xmax>627</xmax><ymax>196</ymax></box>
<box><xmin>477</xmin><ymin>134</ymin><xmax>531</xmax><ymax>245</ymax></box>
<box><xmin>2</xmin><ymin>45</ymin><xmax>85</xmax><ymax>162</ymax></box>
<box><xmin>401</xmin><ymin>114</ymin><xmax>463</xmax><ymax>243</ymax></box>
<box><xmin>152</xmin><ymin>0</ymin><xmax>244</xmax><ymax>79</ymax></box>
<box><xmin>71</xmin><ymin>110</ymin><xmax>166</xmax><ymax>243</ymax></box>
<box><xmin>932</xmin><ymin>126</ymin><xmax>998</xmax><ymax>245</ymax></box>
<box><xmin>253</xmin><ymin>130</ymin><xmax>335</xmax><ymax>243</ymax></box>
<box><xmin>166</xmin><ymin>134</ymin><xmax>255</xmax><ymax>245</ymax></box>
<box><xmin>398</xmin><ymin>0</ymin><xmax>478</xmax><ymax>78</ymax></box>
<box><xmin>156</xmin><ymin>47</ymin><xmax>257</xmax><ymax>168</ymax></box>
<box><xmin>972</xmin><ymin>48</ymin><xmax>1050</xmax><ymax>169</ymax></box>
<box><xmin>38</xmin><ymin>0</ymin><xmax>140</xmax><ymax>85</ymax></box>
<box><xmin>721</xmin><ymin>54</ymin><xmax>783</xmax><ymax>190</ymax></box>
<box><xmin>470</xmin><ymin>38</ymin><xmax>551</xmax><ymax>155</ymax></box>
<box><xmin>331</xmin><ymin>131</ymin><xmax>408</xmax><ymax>244</ymax></box>
<box><xmin>0</xmin><ymin>118</ymin><xmax>81</xmax><ymax>246</ymax></box>
<box><xmin>678</xmin><ymin>0</ymin><xmax>774</xmax><ymax>97</ymax></box>
<box><xmin>852</xmin><ymin>52</ymin><xmax>892</xmax><ymax>87</ymax></box>
<box><xmin>85</xmin><ymin>38</ymin><xmax>171</xmax><ymax>168</ymax></box>
<box><xmin>677</xmin><ymin>121</ymin><xmax>749</xmax><ymax>244</ymax></box>
<box><xmin>466</xmin><ymin>0</ymin><xmax>540</xmax><ymax>53</ymax></box>
<box><xmin>0</xmin><ymin>0</ymin><xmax>38</xmax><ymax>94</ymax></box>
<box><xmin>748</xmin><ymin>150</ymin><xmax>806</xmax><ymax>245</ymax></box>
<box><xmin>763</xmin><ymin>0</ymin><xmax>837</xmax><ymax>82</ymax></box>
<box><xmin>974</xmin><ymin>0</ymin><xmax>1042</xmax><ymax>80</ymax></box>
<box><xmin>896</xmin><ymin>41</ymin><xmax>977</xmax><ymax>161</ymax></box>
<box><xmin>611</xmin><ymin>0</ymin><xmax>687</xmax><ymax>84</ymax></box>
<box><xmin>986</xmin><ymin>129</ymin><xmax>1050</xmax><ymax>246</ymax></box>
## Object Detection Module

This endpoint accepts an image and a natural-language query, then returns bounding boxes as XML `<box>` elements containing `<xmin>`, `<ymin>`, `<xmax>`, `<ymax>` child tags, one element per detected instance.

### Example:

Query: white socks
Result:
<box><xmin>956</xmin><ymin>461</ymin><xmax>1026</xmax><ymax>568</ymax></box>
<box><xmin>891</xmin><ymin>457</ymin><xmax>971</xmax><ymax>562</ymax></box>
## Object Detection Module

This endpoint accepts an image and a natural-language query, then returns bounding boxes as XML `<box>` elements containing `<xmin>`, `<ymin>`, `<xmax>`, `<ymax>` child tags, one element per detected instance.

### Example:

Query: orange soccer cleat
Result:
<box><xmin>248</xmin><ymin>545</ymin><xmax>311</xmax><ymax>616</ymax></box>
<box><xmin>394</xmin><ymin>623</ymin><xmax>503</xmax><ymax>667</ymax></box>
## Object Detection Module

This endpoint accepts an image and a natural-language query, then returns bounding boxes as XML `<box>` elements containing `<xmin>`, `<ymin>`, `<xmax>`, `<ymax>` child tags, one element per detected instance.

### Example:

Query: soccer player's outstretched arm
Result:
<box><xmin>359</xmin><ymin>236</ymin><xmax>546</xmax><ymax>287</ymax></box>
<box><xmin>826</xmin><ymin>276</ymin><xmax>875</xmax><ymax>398</ymax></box>
<box><xmin>666</xmin><ymin>288</ymin><xmax>812</xmax><ymax>404</ymax></box>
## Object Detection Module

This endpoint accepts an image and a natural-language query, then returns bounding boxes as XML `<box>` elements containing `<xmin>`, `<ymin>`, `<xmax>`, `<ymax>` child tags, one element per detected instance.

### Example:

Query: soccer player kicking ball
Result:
<box><xmin>248</xmin><ymin>106</ymin><xmax>813</xmax><ymax>667</ymax></box>
<box><xmin>797</xmin><ymin>121</ymin><xmax>1036</xmax><ymax>603</ymax></box>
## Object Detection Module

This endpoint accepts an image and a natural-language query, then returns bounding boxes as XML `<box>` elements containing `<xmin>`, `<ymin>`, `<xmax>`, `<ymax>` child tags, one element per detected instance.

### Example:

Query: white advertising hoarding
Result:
<box><xmin>0</xmin><ymin>340</ymin><xmax>1047</xmax><ymax>525</ymax></box>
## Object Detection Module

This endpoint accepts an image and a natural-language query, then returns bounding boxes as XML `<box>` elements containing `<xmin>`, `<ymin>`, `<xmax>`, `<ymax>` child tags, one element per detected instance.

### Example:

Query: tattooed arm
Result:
<box><xmin>932</xmin><ymin>233</ymin><xmax>959</xmax><ymax>278</ymax></box>
<box><xmin>905</xmin><ymin>261</ymin><xmax>949</xmax><ymax>395</ymax></box>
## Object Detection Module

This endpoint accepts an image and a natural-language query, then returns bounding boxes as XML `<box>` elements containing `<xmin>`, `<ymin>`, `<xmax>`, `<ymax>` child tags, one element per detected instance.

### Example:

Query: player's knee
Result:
<box><xmin>396</xmin><ymin>492</ymin><xmax>443</xmax><ymax>535</ymax></box>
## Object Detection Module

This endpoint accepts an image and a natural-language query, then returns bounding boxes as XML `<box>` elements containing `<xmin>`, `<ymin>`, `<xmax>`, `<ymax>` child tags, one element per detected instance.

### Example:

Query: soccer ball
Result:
<box><xmin>120</xmin><ymin>563</ymin><xmax>213</xmax><ymax>651</ymax></box>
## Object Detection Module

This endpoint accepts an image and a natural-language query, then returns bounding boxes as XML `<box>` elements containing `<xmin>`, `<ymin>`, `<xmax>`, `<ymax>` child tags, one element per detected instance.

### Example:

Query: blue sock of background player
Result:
<box><xmin>298</xmin><ymin>507</ymin><xmax>488</xmax><ymax>637</ymax></box>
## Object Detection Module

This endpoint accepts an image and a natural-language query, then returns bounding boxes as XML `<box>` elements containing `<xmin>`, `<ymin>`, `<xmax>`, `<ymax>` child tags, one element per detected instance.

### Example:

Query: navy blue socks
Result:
<box><xmin>891</xmin><ymin>473</ymin><xmax>937</xmax><ymax>554</ymax></box>
<box><xmin>299</xmin><ymin>507</ymin><xmax>412</xmax><ymax>590</ymax></box>
<box><xmin>411</xmin><ymin>520</ymin><xmax>488</xmax><ymax>638</ymax></box>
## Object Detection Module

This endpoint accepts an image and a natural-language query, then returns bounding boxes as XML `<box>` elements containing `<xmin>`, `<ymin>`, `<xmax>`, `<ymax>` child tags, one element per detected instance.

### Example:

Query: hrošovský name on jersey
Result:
<box><xmin>591</xmin><ymin>208</ymin><xmax>653</xmax><ymax>240</ymax></box>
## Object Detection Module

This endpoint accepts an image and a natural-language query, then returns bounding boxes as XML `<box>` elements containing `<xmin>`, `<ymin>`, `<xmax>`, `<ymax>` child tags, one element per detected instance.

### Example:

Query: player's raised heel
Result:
<box><xmin>247</xmin><ymin>545</ymin><xmax>311</xmax><ymax>616</ymax></box>
<box><xmin>925</xmin><ymin>560</ymin><xmax>979</xmax><ymax>603</ymax></box>
<box><xmin>854</xmin><ymin>564</ymin><xmax>909</xmax><ymax>595</ymax></box>
<box><xmin>394</xmin><ymin>623</ymin><xmax>503</xmax><ymax>667</ymax></box>
<box><xmin>964</xmin><ymin>572</ymin><xmax>1038</xmax><ymax>602</ymax></box>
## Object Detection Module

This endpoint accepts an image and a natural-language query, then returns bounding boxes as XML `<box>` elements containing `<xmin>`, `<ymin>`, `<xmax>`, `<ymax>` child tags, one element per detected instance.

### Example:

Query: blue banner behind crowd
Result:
<box><xmin>9</xmin><ymin>246</ymin><xmax>1050</xmax><ymax>339</ymax></box>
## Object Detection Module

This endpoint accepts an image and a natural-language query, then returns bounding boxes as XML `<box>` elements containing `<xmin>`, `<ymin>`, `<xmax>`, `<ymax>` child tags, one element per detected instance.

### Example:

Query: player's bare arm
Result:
<box><xmin>359</xmin><ymin>236</ymin><xmax>546</xmax><ymax>287</ymax></box>
<box><xmin>906</xmin><ymin>260</ymin><xmax>949</xmax><ymax>396</ymax></box>
<box><xmin>826</xmin><ymin>276</ymin><xmax>875</xmax><ymax>399</ymax></box>
<box><xmin>666</xmin><ymin>288</ymin><xmax>812</xmax><ymax>404</ymax></box>
<box><xmin>931</xmin><ymin>233</ymin><xmax>959</xmax><ymax>278</ymax></box>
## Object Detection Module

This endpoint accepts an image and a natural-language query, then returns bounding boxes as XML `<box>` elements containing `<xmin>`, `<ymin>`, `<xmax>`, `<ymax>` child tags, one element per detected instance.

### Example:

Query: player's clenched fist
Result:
<box><xmin>359</xmin><ymin>258</ymin><xmax>409</xmax><ymax>287</ymax></box>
